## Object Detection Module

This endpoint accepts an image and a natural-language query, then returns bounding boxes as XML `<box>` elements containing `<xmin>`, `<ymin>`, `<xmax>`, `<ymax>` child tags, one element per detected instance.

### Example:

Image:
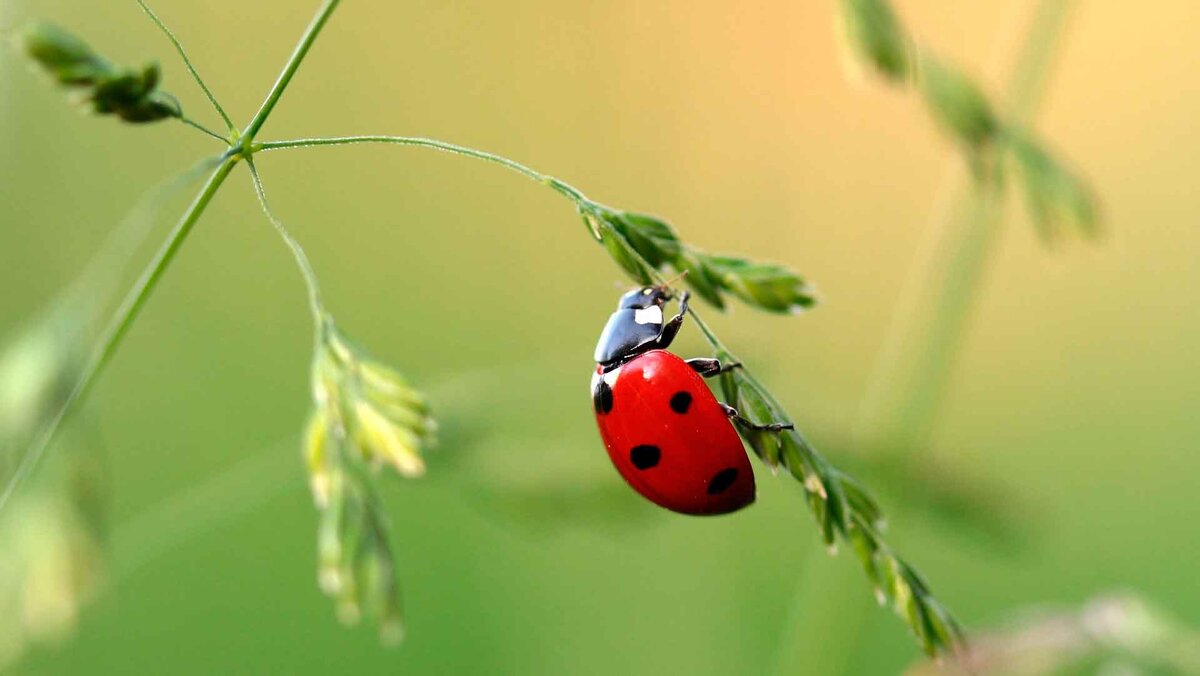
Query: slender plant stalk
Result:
<box><xmin>259</xmin><ymin>138</ymin><xmax>783</xmax><ymax>398</ymax></box>
<box><xmin>856</xmin><ymin>0</ymin><xmax>1078</xmax><ymax>459</ymax></box>
<box><xmin>134</xmin><ymin>0</ymin><xmax>236</xmax><ymax>134</ymax></box>
<box><xmin>775</xmin><ymin>1</ymin><xmax>1080</xmax><ymax>673</ymax></box>
<box><xmin>0</xmin><ymin>0</ymin><xmax>346</xmax><ymax>511</ymax></box>
<box><xmin>178</xmin><ymin>115</ymin><xmax>227</xmax><ymax>141</ymax></box>
<box><xmin>854</xmin><ymin>179</ymin><xmax>1005</xmax><ymax>455</ymax></box>
<box><xmin>246</xmin><ymin>159</ymin><xmax>326</xmax><ymax>322</ymax></box>
<box><xmin>0</xmin><ymin>155</ymin><xmax>237</xmax><ymax>512</ymax></box>
<box><xmin>256</xmin><ymin>136</ymin><xmax>590</xmax><ymax>203</ymax></box>
<box><xmin>242</xmin><ymin>0</ymin><xmax>341</xmax><ymax>144</ymax></box>
<box><xmin>60</xmin><ymin>155</ymin><xmax>225</xmax><ymax>315</ymax></box>
<box><xmin>260</xmin><ymin>140</ymin><xmax>797</xmax><ymax>337</ymax></box>
<box><xmin>1006</xmin><ymin>0</ymin><xmax>1077</xmax><ymax>124</ymax></box>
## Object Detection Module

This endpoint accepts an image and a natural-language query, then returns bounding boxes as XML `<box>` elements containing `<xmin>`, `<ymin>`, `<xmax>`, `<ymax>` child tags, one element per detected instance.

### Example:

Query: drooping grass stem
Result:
<box><xmin>259</xmin><ymin>136</ymin><xmax>793</xmax><ymax>403</ymax></box>
<box><xmin>256</xmin><ymin>136</ymin><xmax>591</xmax><ymax>204</ymax></box>
<box><xmin>246</xmin><ymin>159</ymin><xmax>327</xmax><ymax>323</ymax></box>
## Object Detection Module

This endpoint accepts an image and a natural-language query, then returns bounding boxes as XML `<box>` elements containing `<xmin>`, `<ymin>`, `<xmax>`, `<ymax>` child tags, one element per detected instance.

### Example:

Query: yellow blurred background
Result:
<box><xmin>1</xmin><ymin>0</ymin><xmax>1198</xmax><ymax>673</ymax></box>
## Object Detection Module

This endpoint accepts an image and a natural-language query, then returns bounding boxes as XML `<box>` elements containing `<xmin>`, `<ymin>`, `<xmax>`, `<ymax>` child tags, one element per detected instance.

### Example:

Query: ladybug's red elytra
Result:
<box><xmin>591</xmin><ymin>285</ymin><xmax>792</xmax><ymax>515</ymax></box>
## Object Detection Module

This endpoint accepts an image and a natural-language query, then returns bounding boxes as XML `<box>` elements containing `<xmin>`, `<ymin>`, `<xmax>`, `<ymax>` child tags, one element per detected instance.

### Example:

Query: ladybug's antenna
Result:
<box><xmin>656</xmin><ymin>269</ymin><xmax>689</xmax><ymax>296</ymax></box>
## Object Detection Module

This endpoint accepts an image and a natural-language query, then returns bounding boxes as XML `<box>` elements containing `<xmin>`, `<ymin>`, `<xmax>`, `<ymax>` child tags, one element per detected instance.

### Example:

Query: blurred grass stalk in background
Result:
<box><xmin>0</xmin><ymin>148</ymin><xmax>219</xmax><ymax>668</ymax></box>
<box><xmin>0</xmin><ymin>315</ymin><xmax>105</xmax><ymax>671</ymax></box>
<box><xmin>855</xmin><ymin>0</ymin><xmax>1084</xmax><ymax>459</ymax></box>
<box><xmin>776</xmin><ymin>1</ymin><xmax>1085</xmax><ymax>673</ymax></box>
<box><xmin>907</xmin><ymin>595</ymin><xmax>1200</xmax><ymax>675</ymax></box>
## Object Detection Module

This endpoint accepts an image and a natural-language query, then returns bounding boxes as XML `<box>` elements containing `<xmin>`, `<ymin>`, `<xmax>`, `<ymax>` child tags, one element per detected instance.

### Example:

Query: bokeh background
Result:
<box><xmin>2</xmin><ymin>0</ymin><xmax>1198</xmax><ymax>673</ymax></box>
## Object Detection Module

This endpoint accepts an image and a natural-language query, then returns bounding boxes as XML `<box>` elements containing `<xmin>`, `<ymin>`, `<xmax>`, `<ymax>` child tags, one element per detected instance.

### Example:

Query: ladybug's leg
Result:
<box><xmin>686</xmin><ymin>358</ymin><xmax>742</xmax><ymax>378</ymax></box>
<box><xmin>652</xmin><ymin>291</ymin><xmax>691</xmax><ymax>350</ymax></box>
<box><xmin>719</xmin><ymin>403</ymin><xmax>794</xmax><ymax>432</ymax></box>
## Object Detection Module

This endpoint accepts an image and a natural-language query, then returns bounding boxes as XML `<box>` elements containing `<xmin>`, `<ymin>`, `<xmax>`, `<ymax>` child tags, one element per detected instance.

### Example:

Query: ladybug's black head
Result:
<box><xmin>616</xmin><ymin>285</ymin><xmax>672</xmax><ymax>311</ymax></box>
<box><xmin>595</xmin><ymin>285</ymin><xmax>680</xmax><ymax>367</ymax></box>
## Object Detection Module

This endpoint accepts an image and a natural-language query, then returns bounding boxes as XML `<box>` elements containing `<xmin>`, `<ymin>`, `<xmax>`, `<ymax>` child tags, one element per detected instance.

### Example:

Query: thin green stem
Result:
<box><xmin>52</xmin><ymin>156</ymin><xmax>229</xmax><ymax>345</ymax></box>
<box><xmin>1</xmin><ymin>0</ymin><xmax>349</xmax><ymax>512</ymax></box>
<box><xmin>245</xmin><ymin>159</ymin><xmax>326</xmax><ymax>323</ymax></box>
<box><xmin>0</xmin><ymin>154</ymin><xmax>239</xmax><ymax>513</ymax></box>
<box><xmin>135</xmin><ymin>0</ymin><xmax>236</xmax><ymax>133</ymax></box>
<box><xmin>256</xmin><ymin>135</ymin><xmax>841</xmax><ymax>443</ymax></box>
<box><xmin>255</xmin><ymin>136</ymin><xmax>591</xmax><ymax>204</ymax></box>
<box><xmin>777</xmin><ymin>1</ymin><xmax>1080</xmax><ymax>672</ymax></box>
<box><xmin>60</xmin><ymin>155</ymin><xmax>225</xmax><ymax>316</ymax></box>
<box><xmin>178</xmin><ymin>115</ymin><xmax>227</xmax><ymax>142</ymax></box>
<box><xmin>242</xmin><ymin>0</ymin><xmax>342</xmax><ymax>144</ymax></box>
<box><xmin>684</xmin><ymin>307</ymin><xmax>727</xmax><ymax>353</ymax></box>
<box><xmin>855</xmin><ymin>179</ymin><xmax>1005</xmax><ymax>455</ymax></box>
<box><xmin>1006</xmin><ymin>0</ymin><xmax>1077</xmax><ymax>125</ymax></box>
<box><xmin>855</xmin><ymin>0</ymin><xmax>1078</xmax><ymax>460</ymax></box>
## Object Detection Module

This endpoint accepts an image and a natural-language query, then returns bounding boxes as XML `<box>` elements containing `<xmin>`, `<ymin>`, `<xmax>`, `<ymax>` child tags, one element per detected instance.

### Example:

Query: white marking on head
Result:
<box><xmin>603</xmin><ymin>367</ymin><xmax>621</xmax><ymax>386</ymax></box>
<box><xmin>633</xmin><ymin>306</ymin><xmax>663</xmax><ymax>325</ymax></box>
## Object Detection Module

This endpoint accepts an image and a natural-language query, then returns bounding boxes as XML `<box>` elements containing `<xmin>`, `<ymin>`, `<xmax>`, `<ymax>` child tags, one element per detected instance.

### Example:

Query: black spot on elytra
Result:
<box><xmin>706</xmin><ymin>467</ymin><xmax>738</xmax><ymax>495</ymax></box>
<box><xmin>630</xmin><ymin>445</ymin><xmax>660</xmax><ymax>470</ymax></box>
<box><xmin>593</xmin><ymin>379</ymin><xmax>613</xmax><ymax>414</ymax></box>
<box><xmin>669</xmin><ymin>391</ymin><xmax>692</xmax><ymax>414</ymax></box>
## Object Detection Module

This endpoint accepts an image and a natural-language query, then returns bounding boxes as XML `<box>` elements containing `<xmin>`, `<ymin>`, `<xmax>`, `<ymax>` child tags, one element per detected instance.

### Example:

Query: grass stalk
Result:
<box><xmin>0</xmin><ymin>155</ymin><xmax>238</xmax><ymax>512</ymax></box>
<box><xmin>256</xmin><ymin>136</ymin><xmax>591</xmax><ymax>203</ymax></box>
<box><xmin>246</xmin><ymin>159</ymin><xmax>326</xmax><ymax>323</ymax></box>
<box><xmin>856</xmin><ymin>0</ymin><xmax>1078</xmax><ymax>459</ymax></box>
<box><xmin>770</xmin><ymin>1</ymin><xmax>1080</xmax><ymax>671</ymax></box>
<box><xmin>241</xmin><ymin>0</ymin><xmax>341</xmax><ymax>144</ymax></box>
<box><xmin>135</xmin><ymin>0</ymin><xmax>236</xmax><ymax>133</ymax></box>
<box><xmin>0</xmin><ymin>0</ymin><xmax>348</xmax><ymax>511</ymax></box>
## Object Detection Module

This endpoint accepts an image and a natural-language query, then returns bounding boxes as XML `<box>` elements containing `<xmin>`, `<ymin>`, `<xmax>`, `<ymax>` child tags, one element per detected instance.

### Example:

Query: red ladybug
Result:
<box><xmin>591</xmin><ymin>286</ymin><xmax>792</xmax><ymax>515</ymax></box>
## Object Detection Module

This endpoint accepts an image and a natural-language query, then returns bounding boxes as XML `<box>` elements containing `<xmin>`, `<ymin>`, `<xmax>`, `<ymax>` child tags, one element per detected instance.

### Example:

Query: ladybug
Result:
<box><xmin>591</xmin><ymin>285</ymin><xmax>792</xmax><ymax>515</ymax></box>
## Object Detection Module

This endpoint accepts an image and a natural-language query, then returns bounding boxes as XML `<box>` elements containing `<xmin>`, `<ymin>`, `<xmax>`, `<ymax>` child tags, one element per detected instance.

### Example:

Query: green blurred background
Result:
<box><xmin>2</xmin><ymin>0</ymin><xmax>1198</xmax><ymax>673</ymax></box>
